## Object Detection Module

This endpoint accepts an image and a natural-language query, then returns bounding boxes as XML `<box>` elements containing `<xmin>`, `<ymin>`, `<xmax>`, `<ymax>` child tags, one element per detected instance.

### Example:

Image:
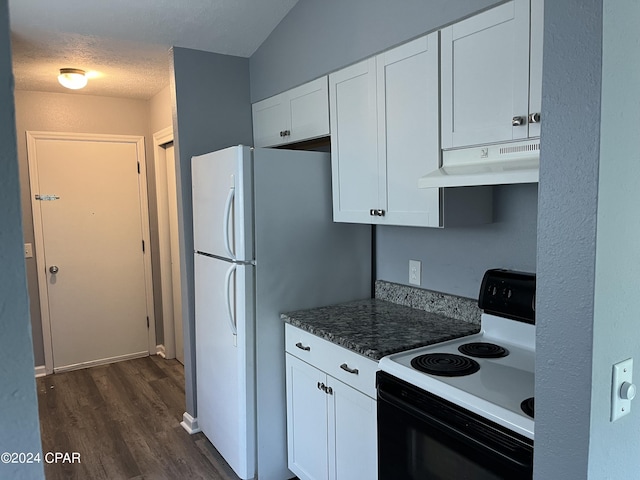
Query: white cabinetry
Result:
<box><xmin>440</xmin><ymin>0</ymin><xmax>543</xmax><ymax>149</ymax></box>
<box><xmin>329</xmin><ymin>33</ymin><xmax>440</xmax><ymax>227</ymax></box>
<box><xmin>329</xmin><ymin>33</ymin><xmax>492</xmax><ymax>227</ymax></box>
<box><xmin>252</xmin><ymin>77</ymin><xmax>330</xmax><ymax>147</ymax></box>
<box><xmin>285</xmin><ymin>324</ymin><xmax>378</xmax><ymax>480</ymax></box>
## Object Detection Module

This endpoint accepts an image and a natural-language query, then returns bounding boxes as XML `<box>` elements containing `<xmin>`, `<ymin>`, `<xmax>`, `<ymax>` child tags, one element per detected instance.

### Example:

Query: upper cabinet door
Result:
<box><xmin>378</xmin><ymin>32</ymin><xmax>441</xmax><ymax>227</ymax></box>
<box><xmin>329</xmin><ymin>57</ymin><xmax>380</xmax><ymax>223</ymax></box>
<box><xmin>441</xmin><ymin>0</ymin><xmax>531</xmax><ymax>149</ymax></box>
<box><xmin>287</xmin><ymin>77</ymin><xmax>330</xmax><ymax>145</ymax></box>
<box><xmin>252</xmin><ymin>77</ymin><xmax>329</xmax><ymax>148</ymax></box>
<box><xmin>252</xmin><ymin>94</ymin><xmax>289</xmax><ymax>148</ymax></box>
<box><xmin>528</xmin><ymin>0</ymin><xmax>544</xmax><ymax>139</ymax></box>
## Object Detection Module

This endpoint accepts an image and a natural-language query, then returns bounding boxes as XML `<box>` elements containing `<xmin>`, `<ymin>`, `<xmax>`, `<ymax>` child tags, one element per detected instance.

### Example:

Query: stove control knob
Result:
<box><xmin>620</xmin><ymin>382</ymin><xmax>637</xmax><ymax>401</ymax></box>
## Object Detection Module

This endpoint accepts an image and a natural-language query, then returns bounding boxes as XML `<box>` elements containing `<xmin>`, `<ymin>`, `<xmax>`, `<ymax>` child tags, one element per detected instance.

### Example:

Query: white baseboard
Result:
<box><xmin>156</xmin><ymin>344</ymin><xmax>166</xmax><ymax>358</ymax></box>
<box><xmin>53</xmin><ymin>351</ymin><xmax>148</xmax><ymax>374</ymax></box>
<box><xmin>181</xmin><ymin>412</ymin><xmax>201</xmax><ymax>434</ymax></box>
<box><xmin>35</xmin><ymin>365</ymin><xmax>47</xmax><ymax>378</ymax></box>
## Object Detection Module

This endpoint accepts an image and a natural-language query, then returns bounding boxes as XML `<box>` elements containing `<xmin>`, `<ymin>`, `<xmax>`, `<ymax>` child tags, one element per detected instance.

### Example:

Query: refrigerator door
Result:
<box><xmin>195</xmin><ymin>253</ymin><xmax>256</xmax><ymax>479</ymax></box>
<box><xmin>192</xmin><ymin>145</ymin><xmax>254</xmax><ymax>262</ymax></box>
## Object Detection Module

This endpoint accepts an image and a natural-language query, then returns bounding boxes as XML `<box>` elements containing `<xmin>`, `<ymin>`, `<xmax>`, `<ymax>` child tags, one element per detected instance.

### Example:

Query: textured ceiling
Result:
<box><xmin>8</xmin><ymin>0</ymin><xmax>299</xmax><ymax>99</ymax></box>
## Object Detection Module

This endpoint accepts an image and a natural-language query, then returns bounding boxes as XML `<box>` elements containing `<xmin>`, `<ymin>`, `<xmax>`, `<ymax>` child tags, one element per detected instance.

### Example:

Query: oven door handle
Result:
<box><xmin>377</xmin><ymin>387</ymin><xmax>532</xmax><ymax>470</ymax></box>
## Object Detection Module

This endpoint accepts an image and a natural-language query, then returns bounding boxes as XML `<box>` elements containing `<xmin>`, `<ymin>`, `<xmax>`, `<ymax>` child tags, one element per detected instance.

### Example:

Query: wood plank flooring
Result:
<box><xmin>36</xmin><ymin>355</ymin><xmax>241</xmax><ymax>480</ymax></box>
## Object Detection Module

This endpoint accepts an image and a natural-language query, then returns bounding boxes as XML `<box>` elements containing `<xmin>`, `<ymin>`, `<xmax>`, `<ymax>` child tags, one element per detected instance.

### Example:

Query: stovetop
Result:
<box><xmin>378</xmin><ymin>313</ymin><xmax>535</xmax><ymax>440</ymax></box>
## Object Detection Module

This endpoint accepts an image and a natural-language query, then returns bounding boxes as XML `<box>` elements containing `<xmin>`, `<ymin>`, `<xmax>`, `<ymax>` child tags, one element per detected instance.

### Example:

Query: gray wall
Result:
<box><xmin>588</xmin><ymin>1</ymin><xmax>640</xmax><ymax>475</ymax></box>
<box><xmin>535</xmin><ymin>1</ymin><xmax>602</xmax><ymax>477</ymax></box>
<box><xmin>250</xmin><ymin>0</ymin><xmax>502</xmax><ymax>102</ymax></box>
<box><xmin>170</xmin><ymin>47</ymin><xmax>253</xmax><ymax>417</ymax></box>
<box><xmin>0</xmin><ymin>0</ymin><xmax>44</xmax><ymax>478</ymax></box>
<box><xmin>250</xmin><ymin>0</ymin><xmax>535</xmax><ymax>299</ymax></box>
<box><xmin>377</xmin><ymin>184</ymin><xmax>537</xmax><ymax>299</ymax></box>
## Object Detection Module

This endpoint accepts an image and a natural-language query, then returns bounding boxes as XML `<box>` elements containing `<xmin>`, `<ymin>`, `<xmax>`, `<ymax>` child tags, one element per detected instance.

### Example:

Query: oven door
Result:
<box><xmin>377</xmin><ymin>371</ymin><xmax>533</xmax><ymax>479</ymax></box>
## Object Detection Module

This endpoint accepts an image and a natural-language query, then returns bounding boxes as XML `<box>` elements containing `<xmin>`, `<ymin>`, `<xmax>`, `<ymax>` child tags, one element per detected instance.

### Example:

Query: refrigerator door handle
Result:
<box><xmin>224</xmin><ymin>263</ymin><xmax>238</xmax><ymax>338</ymax></box>
<box><xmin>223</xmin><ymin>184</ymin><xmax>236</xmax><ymax>260</ymax></box>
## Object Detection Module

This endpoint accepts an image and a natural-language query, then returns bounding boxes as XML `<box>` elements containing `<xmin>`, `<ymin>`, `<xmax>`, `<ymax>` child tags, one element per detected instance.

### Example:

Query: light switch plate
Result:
<box><xmin>409</xmin><ymin>260</ymin><xmax>421</xmax><ymax>286</ymax></box>
<box><xmin>24</xmin><ymin>243</ymin><xmax>33</xmax><ymax>258</ymax></box>
<box><xmin>611</xmin><ymin>358</ymin><xmax>634</xmax><ymax>422</ymax></box>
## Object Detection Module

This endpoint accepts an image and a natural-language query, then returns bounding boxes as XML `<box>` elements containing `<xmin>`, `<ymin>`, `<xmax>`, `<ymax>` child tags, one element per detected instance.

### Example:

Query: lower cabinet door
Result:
<box><xmin>329</xmin><ymin>379</ymin><xmax>378</xmax><ymax>480</ymax></box>
<box><xmin>286</xmin><ymin>354</ymin><xmax>329</xmax><ymax>480</ymax></box>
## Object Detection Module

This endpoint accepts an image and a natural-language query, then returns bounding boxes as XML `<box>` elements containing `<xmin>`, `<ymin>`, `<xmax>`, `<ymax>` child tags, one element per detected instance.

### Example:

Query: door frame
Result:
<box><xmin>27</xmin><ymin>131</ymin><xmax>156</xmax><ymax>375</ymax></box>
<box><xmin>152</xmin><ymin>126</ymin><xmax>183</xmax><ymax>361</ymax></box>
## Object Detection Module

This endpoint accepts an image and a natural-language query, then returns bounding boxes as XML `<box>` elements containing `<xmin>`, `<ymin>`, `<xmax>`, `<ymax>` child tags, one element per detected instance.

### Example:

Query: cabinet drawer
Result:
<box><xmin>285</xmin><ymin>324</ymin><xmax>378</xmax><ymax>398</ymax></box>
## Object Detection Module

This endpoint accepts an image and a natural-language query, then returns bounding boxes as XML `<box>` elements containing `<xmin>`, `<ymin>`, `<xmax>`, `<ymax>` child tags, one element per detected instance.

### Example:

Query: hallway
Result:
<box><xmin>37</xmin><ymin>356</ymin><xmax>240</xmax><ymax>480</ymax></box>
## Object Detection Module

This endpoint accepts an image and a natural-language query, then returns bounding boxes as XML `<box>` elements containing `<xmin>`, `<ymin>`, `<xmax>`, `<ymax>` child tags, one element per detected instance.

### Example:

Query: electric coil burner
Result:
<box><xmin>410</xmin><ymin>353</ymin><xmax>480</xmax><ymax>376</ymax></box>
<box><xmin>521</xmin><ymin>397</ymin><xmax>535</xmax><ymax>418</ymax></box>
<box><xmin>378</xmin><ymin>269</ymin><xmax>537</xmax><ymax>441</ymax></box>
<box><xmin>458</xmin><ymin>341</ymin><xmax>509</xmax><ymax>358</ymax></box>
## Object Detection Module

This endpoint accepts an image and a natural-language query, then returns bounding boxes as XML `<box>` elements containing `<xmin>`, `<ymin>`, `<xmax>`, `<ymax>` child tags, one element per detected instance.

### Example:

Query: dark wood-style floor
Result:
<box><xmin>36</xmin><ymin>355</ymin><xmax>241</xmax><ymax>480</ymax></box>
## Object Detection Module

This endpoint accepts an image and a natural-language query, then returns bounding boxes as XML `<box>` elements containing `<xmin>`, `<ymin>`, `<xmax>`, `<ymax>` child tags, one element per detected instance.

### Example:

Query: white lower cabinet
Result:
<box><xmin>285</xmin><ymin>325</ymin><xmax>377</xmax><ymax>480</ymax></box>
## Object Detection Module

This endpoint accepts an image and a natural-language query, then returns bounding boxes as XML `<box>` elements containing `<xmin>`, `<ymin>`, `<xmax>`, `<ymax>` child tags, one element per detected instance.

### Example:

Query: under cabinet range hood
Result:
<box><xmin>419</xmin><ymin>139</ymin><xmax>540</xmax><ymax>188</ymax></box>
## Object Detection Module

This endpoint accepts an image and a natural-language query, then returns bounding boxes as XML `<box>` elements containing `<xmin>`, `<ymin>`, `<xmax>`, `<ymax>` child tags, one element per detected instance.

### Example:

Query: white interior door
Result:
<box><xmin>28</xmin><ymin>132</ymin><xmax>153</xmax><ymax>373</ymax></box>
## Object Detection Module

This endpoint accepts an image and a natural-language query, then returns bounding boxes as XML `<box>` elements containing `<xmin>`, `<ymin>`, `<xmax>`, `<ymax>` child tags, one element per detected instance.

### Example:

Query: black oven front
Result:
<box><xmin>377</xmin><ymin>371</ymin><xmax>533</xmax><ymax>479</ymax></box>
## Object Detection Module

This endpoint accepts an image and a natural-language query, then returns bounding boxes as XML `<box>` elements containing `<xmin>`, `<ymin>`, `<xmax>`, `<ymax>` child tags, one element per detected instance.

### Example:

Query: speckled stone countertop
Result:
<box><xmin>281</xmin><ymin>281</ymin><xmax>481</xmax><ymax>361</ymax></box>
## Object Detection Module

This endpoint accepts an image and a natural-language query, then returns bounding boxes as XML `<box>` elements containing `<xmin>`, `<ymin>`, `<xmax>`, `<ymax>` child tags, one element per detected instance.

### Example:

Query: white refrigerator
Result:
<box><xmin>192</xmin><ymin>145</ymin><xmax>371</xmax><ymax>480</ymax></box>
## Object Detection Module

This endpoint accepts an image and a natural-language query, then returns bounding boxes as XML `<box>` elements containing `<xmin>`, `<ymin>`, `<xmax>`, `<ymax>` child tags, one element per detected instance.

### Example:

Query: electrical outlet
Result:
<box><xmin>409</xmin><ymin>260</ymin><xmax>421</xmax><ymax>286</ymax></box>
<box><xmin>24</xmin><ymin>243</ymin><xmax>33</xmax><ymax>258</ymax></box>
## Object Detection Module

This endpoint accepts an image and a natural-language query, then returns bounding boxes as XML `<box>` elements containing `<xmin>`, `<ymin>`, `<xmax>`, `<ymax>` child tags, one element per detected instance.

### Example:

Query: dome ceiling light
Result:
<box><xmin>57</xmin><ymin>68</ymin><xmax>88</xmax><ymax>90</ymax></box>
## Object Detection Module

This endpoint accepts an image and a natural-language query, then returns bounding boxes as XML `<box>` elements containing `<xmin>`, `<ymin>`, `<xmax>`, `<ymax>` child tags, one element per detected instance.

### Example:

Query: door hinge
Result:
<box><xmin>146</xmin><ymin>316</ymin><xmax>150</xmax><ymax>328</ymax></box>
<box><xmin>142</xmin><ymin>240</ymin><xmax>145</xmax><ymax>253</ymax></box>
<box><xmin>137</xmin><ymin>161</ymin><xmax>141</xmax><ymax>174</ymax></box>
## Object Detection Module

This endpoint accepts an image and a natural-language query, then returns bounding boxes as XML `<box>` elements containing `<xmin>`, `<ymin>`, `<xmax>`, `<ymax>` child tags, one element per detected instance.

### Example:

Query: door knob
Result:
<box><xmin>49</xmin><ymin>265</ymin><xmax>59</xmax><ymax>274</ymax></box>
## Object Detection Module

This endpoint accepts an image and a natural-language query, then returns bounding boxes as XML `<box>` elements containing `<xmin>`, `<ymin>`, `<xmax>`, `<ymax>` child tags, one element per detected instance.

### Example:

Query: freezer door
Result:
<box><xmin>192</xmin><ymin>145</ymin><xmax>254</xmax><ymax>262</ymax></box>
<box><xmin>195</xmin><ymin>253</ymin><xmax>256</xmax><ymax>479</ymax></box>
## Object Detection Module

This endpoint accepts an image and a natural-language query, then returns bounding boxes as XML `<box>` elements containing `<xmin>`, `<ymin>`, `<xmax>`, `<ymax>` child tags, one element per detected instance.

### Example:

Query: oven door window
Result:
<box><xmin>377</xmin><ymin>372</ymin><xmax>533</xmax><ymax>480</ymax></box>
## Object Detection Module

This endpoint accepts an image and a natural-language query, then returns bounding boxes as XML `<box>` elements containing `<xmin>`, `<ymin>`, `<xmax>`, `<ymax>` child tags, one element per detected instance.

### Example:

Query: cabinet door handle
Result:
<box><xmin>340</xmin><ymin>363</ymin><xmax>359</xmax><ymax>375</ymax></box>
<box><xmin>317</xmin><ymin>381</ymin><xmax>324</xmax><ymax>391</ymax></box>
<box><xmin>512</xmin><ymin>116</ymin><xmax>525</xmax><ymax>126</ymax></box>
<box><xmin>283</xmin><ymin>129</ymin><xmax>291</xmax><ymax>136</ymax></box>
<box><xmin>325</xmin><ymin>385</ymin><xmax>333</xmax><ymax>395</ymax></box>
<box><xmin>528</xmin><ymin>112</ymin><xmax>541</xmax><ymax>124</ymax></box>
<box><xmin>295</xmin><ymin>342</ymin><xmax>311</xmax><ymax>351</ymax></box>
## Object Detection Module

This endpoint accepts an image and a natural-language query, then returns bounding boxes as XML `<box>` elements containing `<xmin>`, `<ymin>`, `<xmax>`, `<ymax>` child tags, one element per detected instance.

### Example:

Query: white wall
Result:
<box><xmin>150</xmin><ymin>84</ymin><xmax>173</xmax><ymax>134</ymax></box>
<box><xmin>0</xmin><ymin>0</ymin><xmax>44</xmax><ymax>478</ymax></box>
<box><xmin>14</xmin><ymin>91</ymin><xmax>157</xmax><ymax>365</ymax></box>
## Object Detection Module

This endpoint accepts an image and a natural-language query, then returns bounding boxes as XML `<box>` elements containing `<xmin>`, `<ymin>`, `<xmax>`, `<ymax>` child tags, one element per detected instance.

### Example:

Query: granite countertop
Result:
<box><xmin>281</xmin><ymin>297</ymin><xmax>480</xmax><ymax>361</ymax></box>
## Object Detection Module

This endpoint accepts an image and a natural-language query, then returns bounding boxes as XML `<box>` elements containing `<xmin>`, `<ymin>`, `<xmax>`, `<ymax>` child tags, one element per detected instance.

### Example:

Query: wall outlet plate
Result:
<box><xmin>611</xmin><ymin>358</ymin><xmax>634</xmax><ymax>422</ymax></box>
<box><xmin>409</xmin><ymin>260</ymin><xmax>421</xmax><ymax>286</ymax></box>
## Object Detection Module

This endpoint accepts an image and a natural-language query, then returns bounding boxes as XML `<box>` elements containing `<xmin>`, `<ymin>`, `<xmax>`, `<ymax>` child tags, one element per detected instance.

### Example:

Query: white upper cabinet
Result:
<box><xmin>329</xmin><ymin>56</ymin><xmax>380</xmax><ymax>223</ymax></box>
<box><xmin>330</xmin><ymin>33</ymin><xmax>492</xmax><ymax>227</ymax></box>
<box><xmin>441</xmin><ymin>0</ymin><xmax>542</xmax><ymax>149</ymax></box>
<box><xmin>330</xmin><ymin>33</ymin><xmax>442</xmax><ymax>227</ymax></box>
<box><xmin>252</xmin><ymin>76</ymin><xmax>330</xmax><ymax>147</ymax></box>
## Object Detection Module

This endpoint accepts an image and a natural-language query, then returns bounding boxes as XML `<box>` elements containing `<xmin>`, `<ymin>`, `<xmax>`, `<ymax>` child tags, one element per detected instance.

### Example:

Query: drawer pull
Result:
<box><xmin>295</xmin><ymin>342</ymin><xmax>311</xmax><ymax>351</ymax></box>
<box><xmin>340</xmin><ymin>363</ymin><xmax>359</xmax><ymax>375</ymax></box>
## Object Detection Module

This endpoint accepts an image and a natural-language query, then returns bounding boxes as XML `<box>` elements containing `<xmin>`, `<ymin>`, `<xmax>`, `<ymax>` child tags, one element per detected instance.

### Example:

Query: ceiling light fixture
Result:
<box><xmin>57</xmin><ymin>68</ymin><xmax>88</xmax><ymax>90</ymax></box>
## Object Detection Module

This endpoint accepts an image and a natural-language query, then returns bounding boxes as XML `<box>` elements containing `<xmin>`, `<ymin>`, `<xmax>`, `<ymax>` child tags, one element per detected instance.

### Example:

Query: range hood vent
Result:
<box><xmin>419</xmin><ymin>139</ymin><xmax>540</xmax><ymax>188</ymax></box>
